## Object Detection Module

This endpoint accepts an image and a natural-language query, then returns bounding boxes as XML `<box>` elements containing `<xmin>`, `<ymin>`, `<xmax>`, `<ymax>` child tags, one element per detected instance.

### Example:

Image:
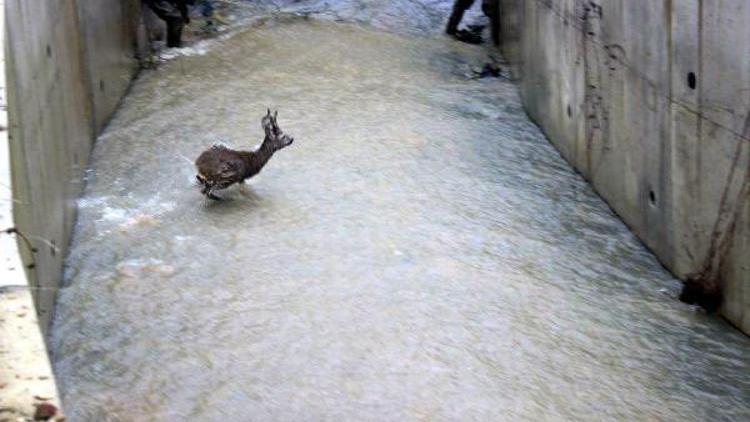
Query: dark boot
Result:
<box><xmin>446</xmin><ymin>0</ymin><xmax>476</xmax><ymax>34</ymax></box>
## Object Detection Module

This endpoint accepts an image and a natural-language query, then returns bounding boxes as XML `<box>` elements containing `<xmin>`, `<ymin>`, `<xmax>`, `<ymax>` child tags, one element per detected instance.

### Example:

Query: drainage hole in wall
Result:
<box><xmin>567</xmin><ymin>105</ymin><xmax>572</xmax><ymax>117</ymax></box>
<box><xmin>687</xmin><ymin>72</ymin><xmax>696</xmax><ymax>90</ymax></box>
<box><xmin>648</xmin><ymin>189</ymin><xmax>656</xmax><ymax>206</ymax></box>
<box><xmin>46</xmin><ymin>45</ymin><xmax>52</xmax><ymax>58</ymax></box>
<box><xmin>100</xmin><ymin>79</ymin><xmax>105</xmax><ymax>92</ymax></box>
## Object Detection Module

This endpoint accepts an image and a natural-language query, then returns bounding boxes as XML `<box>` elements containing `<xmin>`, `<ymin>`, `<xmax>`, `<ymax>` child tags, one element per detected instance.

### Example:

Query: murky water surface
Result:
<box><xmin>51</xmin><ymin>2</ymin><xmax>750</xmax><ymax>421</ymax></box>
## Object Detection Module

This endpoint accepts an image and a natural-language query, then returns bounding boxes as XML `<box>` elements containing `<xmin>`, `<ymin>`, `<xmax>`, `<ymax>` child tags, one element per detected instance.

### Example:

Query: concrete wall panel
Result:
<box><xmin>6</xmin><ymin>0</ymin><xmax>94</xmax><ymax>327</ymax></box>
<box><xmin>6</xmin><ymin>0</ymin><xmax>144</xmax><ymax>329</ymax></box>
<box><xmin>4</xmin><ymin>0</ymin><xmax>145</xmax><ymax>417</ymax></box>
<box><xmin>76</xmin><ymin>0</ymin><xmax>143</xmax><ymax>132</ymax></box>
<box><xmin>497</xmin><ymin>0</ymin><xmax>750</xmax><ymax>333</ymax></box>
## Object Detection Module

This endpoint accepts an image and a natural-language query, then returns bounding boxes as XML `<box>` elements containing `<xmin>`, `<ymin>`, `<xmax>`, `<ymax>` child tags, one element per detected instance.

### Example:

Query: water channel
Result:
<box><xmin>50</xmin><ymin>1</ymin><xmax>750</xmax><ymax>420</ymax></box>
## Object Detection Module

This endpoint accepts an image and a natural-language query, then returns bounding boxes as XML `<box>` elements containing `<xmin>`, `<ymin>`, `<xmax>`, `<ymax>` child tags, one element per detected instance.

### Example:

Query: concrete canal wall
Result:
<box><xmin>494</xmin><ymin>0</ymin><xmax>750</xmax><ymax>334</ymax></box>
<box><xmin>5</xmin><ymin>0</ymin><xmax>146</xmax><ymax>329</ymax></box>
<box><xmin>3</xmin><ymin>0</ymin><xmax>146</xmax><ymax>418</ymax></box>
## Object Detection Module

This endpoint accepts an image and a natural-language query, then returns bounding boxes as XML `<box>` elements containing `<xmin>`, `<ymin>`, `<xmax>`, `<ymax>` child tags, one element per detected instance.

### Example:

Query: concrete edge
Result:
<box><xmin>0</xmin><ymin>1</ymin><xmax>64</xmax><ymax>420</ymax></box>
<box><xmin>0</xmin><ymin>289</ymin><xmax>64</xmax><ymax>422</ymax></box>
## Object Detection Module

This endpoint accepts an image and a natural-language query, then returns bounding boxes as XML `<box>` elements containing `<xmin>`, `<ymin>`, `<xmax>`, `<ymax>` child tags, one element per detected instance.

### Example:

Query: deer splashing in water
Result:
<box><xmin>195</xmin><ymin>109</ymin><xmax>294</xmax><ymax>200</ymax></box>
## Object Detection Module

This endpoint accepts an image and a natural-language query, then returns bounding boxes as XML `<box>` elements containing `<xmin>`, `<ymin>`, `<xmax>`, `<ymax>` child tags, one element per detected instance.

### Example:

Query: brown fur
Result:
<box><xmin>195</xmin><ymin>110</ymin><xmax>294</xmax><ymax>199</ymax></box>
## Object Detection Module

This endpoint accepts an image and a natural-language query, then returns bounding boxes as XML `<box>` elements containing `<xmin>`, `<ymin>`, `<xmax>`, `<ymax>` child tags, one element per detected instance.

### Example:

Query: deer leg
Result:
<box><xmin>197</xmin><ymin>177</ymin><xmax>221</xmax><ymax>200</ymax></box>
<box><xmin>198</xmin><ymin>178</ymin><xmax>211</xmax><ymax>196</ymax></box>
<box><xmin>205</xmin><ymin>188</ymin><xmax>222</xmax><ymax>200</ymax></box>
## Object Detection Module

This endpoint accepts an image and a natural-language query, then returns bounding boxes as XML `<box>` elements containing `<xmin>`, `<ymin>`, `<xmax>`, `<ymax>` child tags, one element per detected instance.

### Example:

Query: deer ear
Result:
<box><xmin>267</xmin><ymin>108</ymin><xmax>271</xmax><ymax>117</ymax></box>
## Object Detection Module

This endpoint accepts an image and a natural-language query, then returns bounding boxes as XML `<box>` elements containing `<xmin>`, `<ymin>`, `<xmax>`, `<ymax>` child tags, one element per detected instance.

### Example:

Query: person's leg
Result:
<box><xmin>166</xmin><ymin>17</ymin><xmax>185</xmax><ymax>48</ymax></box>
<box><xmin>446</xmin><ymin>0</ymin><xmax>476</xmax><ymax>35</ymax></box>
<box><xmin>145</xmin><ymin>0</ymin><xmax>181</xmax><ymax>20</ymax></box>
<box><xmin>482</xmin><ymin>0</ymin><xmax>499</xmax><ymax>44</ymax></box>
<box><xmin>481</xmin><ymin>0</ymin><xmax>493</xmax><ymax>18</ymax></box>
<box><xmin>144</xmin><ymin>0</ymin><xmax>187</xmax><ymax>47</ymax></box>
<box><xmin>200</xmin><ymin>0</ymin><xmax>214</xmax><ymax>18</ymax></box>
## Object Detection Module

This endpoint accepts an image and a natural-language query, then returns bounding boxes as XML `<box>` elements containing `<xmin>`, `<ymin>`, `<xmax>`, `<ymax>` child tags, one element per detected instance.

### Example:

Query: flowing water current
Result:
<box><xmin>50</xmin><ymin>1</ymin><xmax>750</xmax><ymax>421</ymax></box>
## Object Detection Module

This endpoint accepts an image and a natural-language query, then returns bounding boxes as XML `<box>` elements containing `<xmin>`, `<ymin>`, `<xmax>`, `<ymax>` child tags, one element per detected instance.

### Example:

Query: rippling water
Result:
<box><xmin>50</xmin><ymin>2</ymin><xmax>750</xmax><ymax>421</ymax></box>
<box><xmin>187</xmin><ymin>0</ymin><xmax>485</xmax><ymax>36</ymax></box>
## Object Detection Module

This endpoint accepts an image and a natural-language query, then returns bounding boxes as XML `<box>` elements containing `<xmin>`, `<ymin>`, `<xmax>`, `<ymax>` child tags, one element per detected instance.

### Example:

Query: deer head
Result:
<box><xmin>261</xmin><ymin>109</ymin><xmax>294</xmax><ymax>151</ymax></box>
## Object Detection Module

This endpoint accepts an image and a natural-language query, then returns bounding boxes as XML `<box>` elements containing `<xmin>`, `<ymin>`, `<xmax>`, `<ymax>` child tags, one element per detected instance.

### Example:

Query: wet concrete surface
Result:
<box><xmin>50</xmin><ymin>2</ymin><xmax>750</xmax><ymax>421</ymax></box>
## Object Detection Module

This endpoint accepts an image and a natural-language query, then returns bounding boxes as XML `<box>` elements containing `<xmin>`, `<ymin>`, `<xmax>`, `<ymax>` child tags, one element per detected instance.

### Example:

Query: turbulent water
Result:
<box><xmin>185</xmin><ymin>0</ymin><xmax>484</xmax><ymax>36</ymax></box>
<box><xmin>50</xmin><ymin>2</ymin><xmax>750</xmax><ymax>421</ymax></box>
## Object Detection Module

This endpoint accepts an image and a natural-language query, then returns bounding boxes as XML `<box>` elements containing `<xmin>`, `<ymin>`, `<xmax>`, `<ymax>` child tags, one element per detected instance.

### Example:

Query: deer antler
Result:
<box><xmin>262</xmin><ymin>108</ymin><xmax>281</xmax><ymax>138</ymax></box>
